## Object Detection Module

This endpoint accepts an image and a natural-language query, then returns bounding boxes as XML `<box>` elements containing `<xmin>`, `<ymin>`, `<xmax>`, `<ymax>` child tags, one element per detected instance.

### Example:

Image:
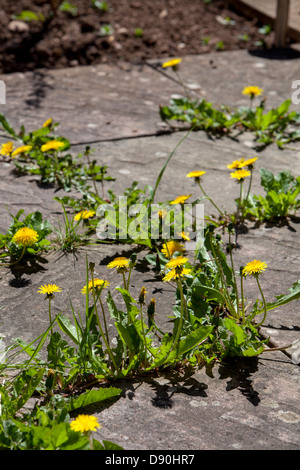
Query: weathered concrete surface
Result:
<box><xmin>0</xmin><ymin>49</ymin><xmax>300</xmax><ymax>450</ymax></box>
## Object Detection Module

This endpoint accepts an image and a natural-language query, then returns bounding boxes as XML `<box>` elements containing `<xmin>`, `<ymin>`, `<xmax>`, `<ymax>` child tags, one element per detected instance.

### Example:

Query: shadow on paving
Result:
<box><xmin>78</xmin><ymin>353</ymin><xmax>300</xmax><ymax>450</ymax></box>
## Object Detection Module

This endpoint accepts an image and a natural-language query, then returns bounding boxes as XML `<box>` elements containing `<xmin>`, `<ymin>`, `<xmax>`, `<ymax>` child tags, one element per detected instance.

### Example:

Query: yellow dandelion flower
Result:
<box><xmin>177</xmin><ymin>231</ymin><xmax>190</xmax><ymax>241</ymax></box>
<box><xmin>163</xmin><ymin>267</ymin><xmax>191</xmax><ymax>282</ymax></box>
<box><xmin>12</xmin><ymin>227</ymin><xmax>39</xmax><ymax>247</ymax></box>
<box><xmin>42</xmin><ymin>118</ymin><xmax>53</xmax><ymax>128</ymax></box>
<box><xmin>11</xmin><ymin>145</ymin><xmax>32</xmax><ymax>157</ymax></box>
<box><xmin>74</xmin><ymin>210</ymin><xmax>96</xmax><ymax>221</ymax></box>
<box><xmin>230</xmin><ymin>169</ymin><xmax>251</xmax><ymax>181</ymax></box>
<box><xmin>241</xmin><ymin>157</ymin><xmax>258</xmax><ymax>167</ymax></box>
<box><xmin>41</xmin><ymin>140</ymin><xmax>65</xmax><ymax>152</ymax></box>
<box><xmin>242</xmin><ymin>260</ymin><xmax>267</xmax><ymax>277</ymax></box>
<box><xmin>81</xmin><ymin>278</ymin><xmax>110</xmax><ymax>295</ymax></box>
<box><xmin>165</xmin><ymin>256</ymin><xmax>189</xmax><ymax>270</ymax></box>
<box><xmin>107</xmin><ymin>256</ymin><xmax>130</xmax><ymax>270</ymax></box>
<box><xmin>186</xmin><ymin>171</ymin><xmax>206</xmax><ymax>181</ymax></box>
<box><xmin>170</xmin><ymin>194</ymin><xmax>191</xmax><ymax>205</ymax></box>
<box><xmin>70</xmin><ymin>414</ymin><xmax>101</xmax><ymax>433</ymax></box>
<box><xmin>161</xmin><ymin>240</ymin><xmax>184</xmax><ymax>258</ymax></box>
<box><xmin>0</xmin><ymin>142</ymin><xmax>14</xmax><ymax>156</ymax></box>
<box><xmin>227</xmin><ymin>158</ymin><xmax>246</xmax><ymax>170</ymax></box>
<box><xmin>242</xmin><ymin>86</ymin><xmax>263</xmax><ymax>98</ymax></box>
<box><xmin>37</xmin><ymin>284</ymin><xmax>62</xmax><ymax>296</ymax></box>
<box><xmin>162</xmin><ymin>58</ymin><xmax>182</xmax><ymax>69</ymax></box>
<box><xmin>228</xmin><ymin>157</ymin><xmax>258</xmax><ymax>170</ymax></box>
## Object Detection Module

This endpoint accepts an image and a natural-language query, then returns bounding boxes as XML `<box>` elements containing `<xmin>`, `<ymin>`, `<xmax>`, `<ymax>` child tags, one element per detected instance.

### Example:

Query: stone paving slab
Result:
<box><xmin>1</xmin><ymin>48</ymin><xmax>300</xmax><ymax>148</ymax></box>
<box><xmin>0</xmin><ymin>62</ymin><xmax>178</xmax><ymax>144</ymax></box>
<box><xmin>0</xmin><ymin>50</ymin><xmax>300</xmax><ymax>450</ymax></box>
<box><xmin>93</xmin><ymin>351</ymin><xmax>300</xmax><ymax>450</ymax></box>
<box><xmin>153</xmin><ymin>48</ymin><xmax>300</xmax><ymax>111</ymax></box>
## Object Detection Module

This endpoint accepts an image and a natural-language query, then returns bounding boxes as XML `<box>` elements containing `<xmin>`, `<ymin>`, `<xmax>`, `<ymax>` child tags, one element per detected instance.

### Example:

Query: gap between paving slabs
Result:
<box><xmin>0</xmin><ymin>50</ymin><xmax>300</xmax><ymax>450</ymax></box>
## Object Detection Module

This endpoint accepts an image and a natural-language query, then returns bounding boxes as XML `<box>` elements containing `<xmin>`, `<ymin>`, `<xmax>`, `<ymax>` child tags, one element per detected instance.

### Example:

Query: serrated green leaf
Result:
<box><xmin>192</xmin><ymin>279</ymin><xmax>228</xmax><ymax>305</ymax></box>
<box><xmin>256</xmin><ymin>280</ymin><xmax>300</xmax><ymax>314</ymax></box>
<box><xmin>15</xmin><ymin>368</ymin><xmax>45</xmax><ymax>412</ymax></box>
<box><xmin>56</xmin><ymin>314</ymin><xmax>81</xmax><ymax>344</ymax></box>
<box><xmin>114</xmin><ymin>321</ymin><xmax>135</xmax><ymax>353</ymax></box>
<box><xmin>166</xmin><ymin>325</ymin><xmax>214</xmax><ymax>364</ymax></box>
<box><xmin>224</xmin><ymin>318</ymin><xmax>246</xmax><ymax>345</ymax></box>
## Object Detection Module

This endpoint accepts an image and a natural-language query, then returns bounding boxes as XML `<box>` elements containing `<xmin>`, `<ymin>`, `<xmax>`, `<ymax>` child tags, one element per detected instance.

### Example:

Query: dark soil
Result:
<box><xmin>0</xmin><ymin>0</ymin><xmax>275</xmax><ymax>74</ymax></box>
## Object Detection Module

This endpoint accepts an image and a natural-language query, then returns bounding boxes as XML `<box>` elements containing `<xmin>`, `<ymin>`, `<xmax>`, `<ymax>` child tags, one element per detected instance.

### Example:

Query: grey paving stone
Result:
<box><xmin>94</xmin><ymin>351</ymin><xmax>300</xmax><ymax>450</ymax></box>
<box><xmin>0</xmin><ymin>62</ymin><xmax>178</xmax><ymax>144</ymax></box>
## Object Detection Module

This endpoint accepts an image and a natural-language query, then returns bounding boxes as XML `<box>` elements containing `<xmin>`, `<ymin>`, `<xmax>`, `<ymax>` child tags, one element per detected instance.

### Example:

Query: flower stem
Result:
<box><xmin>49</xmin><ymin>297</ymin><xmax>53</xmax><ymax>335</ymax></box>
<box><xmin>235</xmin><ymin>180</ymin><xmax>244</xmax><ymax>223</ymax></box>
<box><xmin>140</xmin><ymin>304</ymin><xmax>149</xmax><ymax>364</ymax></box>
<box><xmin>240</xmin><ymin>170</ymin><xmax>253</xmax><ymax>222</ymax></box>
<box><xmin>122</xmin><ymin>271</ymin><xmax>127</xmax><ymax>291</ymax></box>
<box><xmin>88</xmin><ymin>432</ymin><xmax>94</xmax><ymax>450</ymax></box>
<box><xmin>150</xmin><ymin>321</ymin><xmax>165</xmax><ymax>337</ymax></box>
<box><xmin>99</xmin><ymin>296</ymin><xmax>110</xmax><ymax>347</ymax></box>
<box><xmin>171</xmin><ymin>276</ymin><xmax>185</xmax><ymax>354</ymax></box>
<box><xmin>175</xmin><ymin>70</ymin><xmax>190</xmax><ymax>98</ymax></box>
<box><xmin>126</xmin><ymin>266</ymin><xmax>133</xmax><ymax>291</ymax></box>
<box><xmin>228</xmin><ymin>230</ymin><xmax>240</xmax><ymax>318</ymax></box>
<box><xmin>165</xmin><ymin>240</ymin><xmax>171</xmax><ymax>259</ymax></box>
<box><xmin>0</xmin><ymin>246</ymin><xmax>26</xmax><ymax>267</ymax></box>
<box><xmin>255</xmin><ymin>276</ymin><xmax>268</xmax><ymax>327</ymax></box>
<box><xmin>197</xmin><ymin>181</ymin><xmax>223</xmax><ymax>218</ymax></box>
<box><xmin>244</xmin><ymin>169</ymin><xmax>253</xmax><ymax>206</ymax></box>
<box><xmin>209</xmin><ymin>233</ymin><xmax>237</xmax><ymax>318</ymax></box>
<box><xmin>240</xmin><ymin>273</ymin><xmax>245</xmax><ymax>323</ymax></box>
<box><xmin>90</xmin><ymin>274</ymin><xmax>118</xmax><ymax>372</ymax></box>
